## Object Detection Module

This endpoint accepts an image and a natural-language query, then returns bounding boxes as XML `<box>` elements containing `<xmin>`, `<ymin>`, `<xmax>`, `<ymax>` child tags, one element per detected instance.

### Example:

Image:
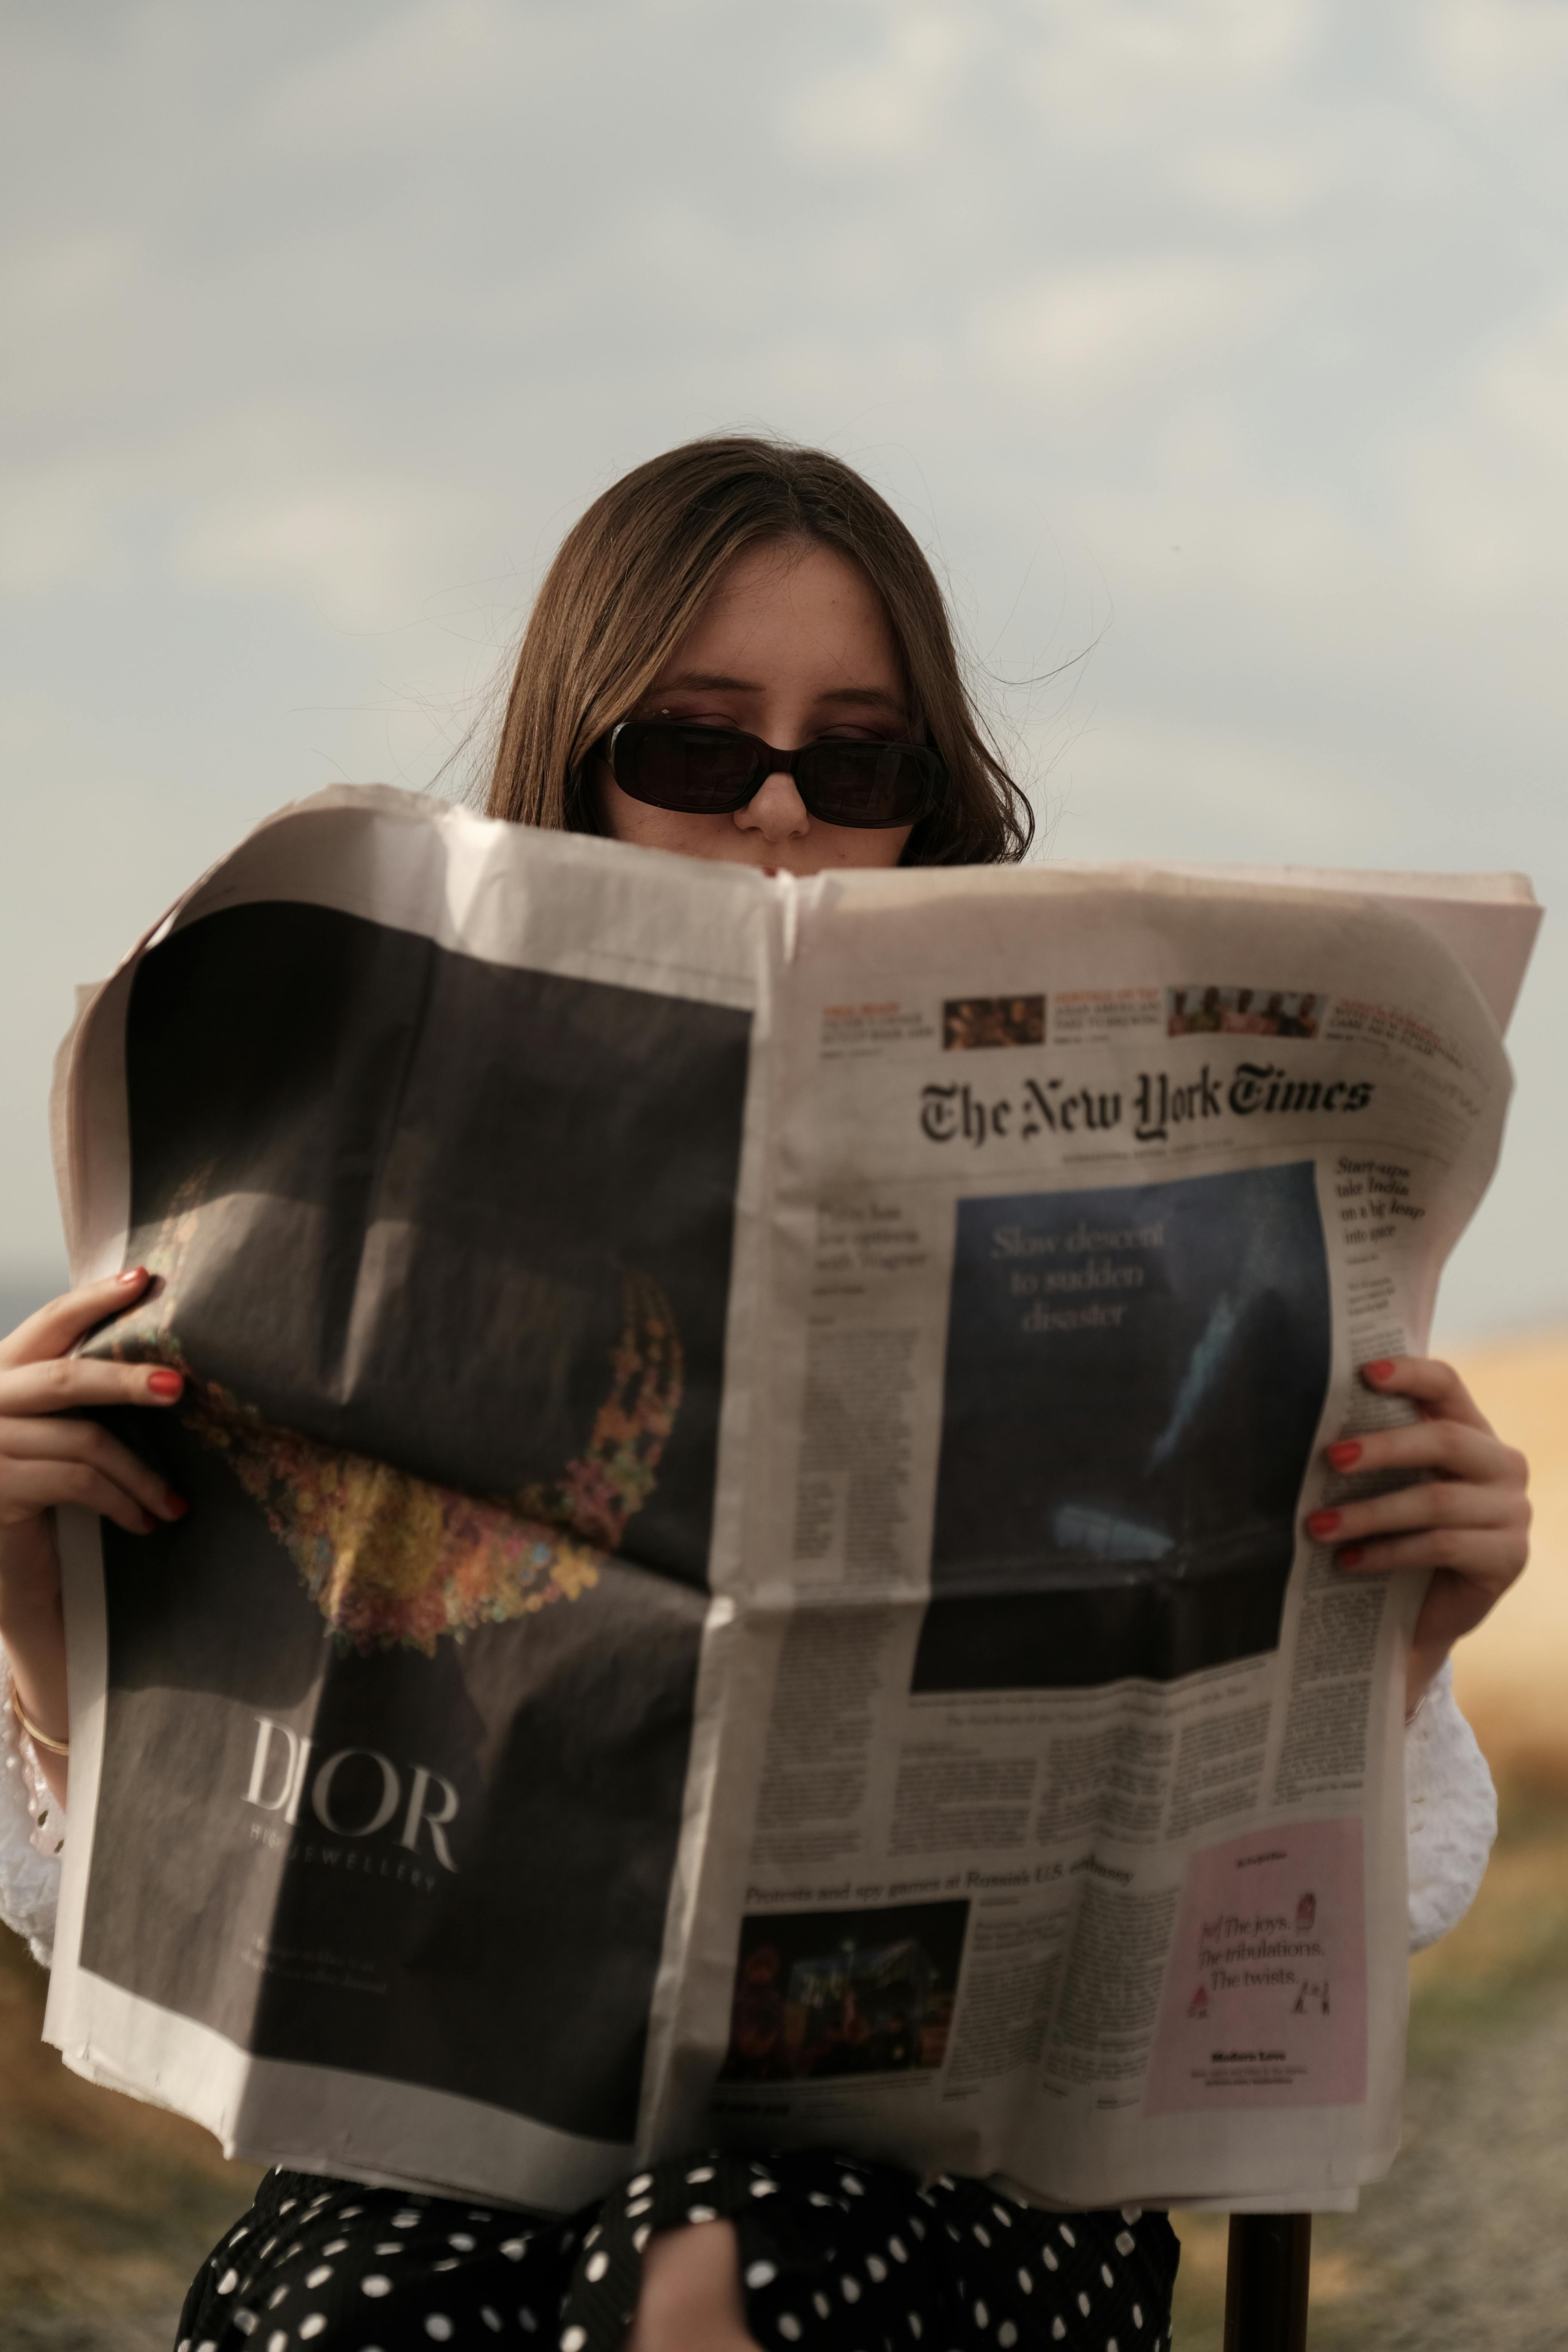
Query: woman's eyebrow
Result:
<box><xmin>655</xmin><ymin>669</ymin><xmax>762</xmax><ymax>692</ymax></box>
<box><xmin>651</xmin><ymin>672</ymin><xmax>905</xmax><ymax>714</ymax></box>
<box><xmin>818</xmin><ymin>686</ymin><xmax>906</xmax><ymax>713</ymax></box>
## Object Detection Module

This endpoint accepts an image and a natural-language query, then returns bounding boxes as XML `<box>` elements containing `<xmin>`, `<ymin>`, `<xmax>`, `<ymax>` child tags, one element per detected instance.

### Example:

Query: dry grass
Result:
<box><xmin>0</xmin><ymin>1928</ymin><xmax>260</xmax><ymax>2349</ymax></box>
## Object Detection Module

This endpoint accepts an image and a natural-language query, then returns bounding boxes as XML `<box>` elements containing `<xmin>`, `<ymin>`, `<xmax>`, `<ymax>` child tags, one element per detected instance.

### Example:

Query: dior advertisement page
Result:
<box><xmin>43</xmin><ymin>787</ymin><xmax>1537</xmax><ymax>2214</ymax></box>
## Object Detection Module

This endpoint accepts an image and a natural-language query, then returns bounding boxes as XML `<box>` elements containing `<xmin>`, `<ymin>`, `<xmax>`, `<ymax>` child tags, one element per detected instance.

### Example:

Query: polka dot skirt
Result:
<box><xmin>177</xmin><ymin>2152</ymin><xmax>1179</xmax><ymax>2351</ymax></box>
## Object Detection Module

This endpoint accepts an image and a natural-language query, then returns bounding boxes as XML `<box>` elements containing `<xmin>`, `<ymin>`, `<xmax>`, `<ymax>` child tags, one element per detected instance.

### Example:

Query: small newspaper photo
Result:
<box><xmin>41</xmin><ymin>785</ymin><xmax>1540</xmax><ymax>2216</ymax></box>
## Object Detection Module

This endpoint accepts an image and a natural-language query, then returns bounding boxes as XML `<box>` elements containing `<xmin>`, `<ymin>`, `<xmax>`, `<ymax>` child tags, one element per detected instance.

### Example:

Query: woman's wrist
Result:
<box><xmin>0</xmin><ymin>1583</ymin><xmax>64</xmax><ymax>1653</ymax></box>
<box><xmin>0</xmin><ymin>1579</ymin><xmax>71</xmax><ymax>1786</ymax></box>
<box><xmin>11</xmin><ymin>1684</ymin><xmax>69</xmax><ymax>1754</ymax></box>
<box><xmin>0</xmin><ymin>1514</ymin><xmax>64</xmax><ymax>1634</ymax></box>
<box><xmin>1405</xmin><ymin>1645</ymin><xmax>1450</xmax><ymax>1724</ymax></box>
<box><xmin>3</xmin><ymin>1654</ymin><xmax>70</xmax><ymax>1808</ymax></box>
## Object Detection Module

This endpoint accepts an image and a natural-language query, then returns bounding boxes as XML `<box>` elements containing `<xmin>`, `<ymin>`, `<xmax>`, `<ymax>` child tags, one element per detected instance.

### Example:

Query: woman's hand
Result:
<box><xmin>1305</xmin><ymin>1355</ymin><xmax>1531</xmax><ymax>1720</ymax></box>
<box><xmin>0</xmin><ymin>1268</ymin><xmax>188</xmax><ymax>1798</ymax></box>
<box><xmin>625</xmin><ymin>2223</ymin><xmax>758</xmax><ymax>2352</ymax></box>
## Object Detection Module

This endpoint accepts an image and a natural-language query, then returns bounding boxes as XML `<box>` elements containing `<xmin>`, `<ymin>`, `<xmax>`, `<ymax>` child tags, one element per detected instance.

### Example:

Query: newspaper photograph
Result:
<box><xmin>40</xmin><ymin>784</ymin><xmax>1539</xmax><ymax>2216</ymax></box>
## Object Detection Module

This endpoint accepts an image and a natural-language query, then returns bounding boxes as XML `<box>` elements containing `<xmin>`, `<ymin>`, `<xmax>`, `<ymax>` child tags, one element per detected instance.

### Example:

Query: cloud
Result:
<box><xmin>176</xmin><ymin>466</ymin><xmax>490</xmax><ymax>631</ymax></box>
<box><xmin>782</xmin><ymin>7</ymin><xmax>980</xmax><ymax>160</ymax></box>
<box><xmin>1021</xmin><ymin>0</ymin><xmax>1314</xmax><ymax>144</ymax></box>
<box><xmin>1480</xmin><ymin>295</ymin><xmax>1568</xmax><ymax>471</ymax></box>
<box><xmin>975</xmin><ymin>257</ymin><xmax>1289</xmax><ymax>415</ymax></box>
<box><xmin>1176</xmin><ymin>135</ymin><xmax>1339</xmax><ymax>222</ymax></box>
<box><xmin>2</xmin><ymin>0</ymin><xmax>1567</xmax><ymax>1331</ymax></box>
<box><xmin>1420</xmin><ymin>0</ymin><xmax>1568</xmax><ymax>106</ymax></box>
<box><xmin>1390</xmin><ymin>296</ymin><xmax>1568</xmax><ymax>608</ymax></box>
<box><xmin>0</xmin><ymin>459</ymin><xmax>138</xmax><ymax>596</ymax></box>
<box><xmin>260</xmin><ymin>0</ymin><xmax>593</xmax><ymax>152</ymax></box>
<box><xmin>1043</xmin><ymin>709</ymin><xmax>1407</xmax><ymax>866</ymax></box>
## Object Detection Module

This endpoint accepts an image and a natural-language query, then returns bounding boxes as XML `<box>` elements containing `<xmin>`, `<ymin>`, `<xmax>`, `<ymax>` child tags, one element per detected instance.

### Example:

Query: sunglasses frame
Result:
<box><xmin>597</xmin><ymin>719</ymin><xmax>945</xmax><ymax>830</ymax></box>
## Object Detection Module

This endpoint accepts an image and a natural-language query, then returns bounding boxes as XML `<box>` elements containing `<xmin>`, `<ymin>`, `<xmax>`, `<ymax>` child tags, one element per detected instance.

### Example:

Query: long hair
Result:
<box><xmin>483</xmin><ymin>437</ymin><xmax>1032</xmax><ymax>865</ymax></box>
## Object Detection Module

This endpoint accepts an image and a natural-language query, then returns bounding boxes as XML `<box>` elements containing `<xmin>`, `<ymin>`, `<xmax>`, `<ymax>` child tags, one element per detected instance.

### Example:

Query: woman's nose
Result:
<box><xmin>735</xmin><ymin>770</ymin><xmax>811</xmax><ymax>839</ymax></box>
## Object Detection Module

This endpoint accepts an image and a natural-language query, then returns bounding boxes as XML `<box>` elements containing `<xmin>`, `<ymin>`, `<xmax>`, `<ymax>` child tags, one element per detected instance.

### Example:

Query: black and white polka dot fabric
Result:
<box><xmin>177</xmin><ymin>2152</ymin><xmax>1179</xmax><ymax>2352</ymax></box>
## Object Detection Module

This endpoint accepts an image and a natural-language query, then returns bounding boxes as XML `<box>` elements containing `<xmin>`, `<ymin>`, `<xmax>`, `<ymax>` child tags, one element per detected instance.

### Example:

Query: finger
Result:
<box><xmin>1333</xmin><ymin>1524</ymin><xmax>1529</xmax><ymax>1588</ymax></box>
<box><xmin>0</xmin><ymin>1355</ymin><xmax>186</xmax><ymax>1419</ymax></box>
<box><xmin>0</xmin><ymin>1415</ymin><xmax>187</xmax><ymax>1521</ymax></box>
<box><xmin>1360</xmin><ymin>1354</ymin><xmax>1493</xmax><ymax>1433</ymax></box>
<box><xmin>1307</xmin><ymin>1475</ymin><xmax>1529</xmax><ymax>1547</ymax></box>
<box><xmin>0</xmin><ymin>1268</ymin><xmax>153</xmax><ymax>1371</ymax></box>
<box><xmin>1321</xmin><ymin>1417</ymin><xmax>1524</xmax><ymax>1489</ymax></box>
<box><xmin>0</xmin><ymin>1456</ymin><xmax>159</xmax><ymax>1537</ymax></box>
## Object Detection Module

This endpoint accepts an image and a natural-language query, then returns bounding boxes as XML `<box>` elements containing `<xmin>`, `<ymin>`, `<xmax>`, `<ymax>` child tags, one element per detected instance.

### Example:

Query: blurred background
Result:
<box><xmin>2</xmin><ymin>4</ymin><xmax>1565</xmax><ymax>2345</ymax></box>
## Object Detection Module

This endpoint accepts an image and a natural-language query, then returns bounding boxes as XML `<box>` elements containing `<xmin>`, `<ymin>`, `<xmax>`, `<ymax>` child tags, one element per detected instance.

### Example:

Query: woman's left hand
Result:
<box><xmin>1304</xmin><ymin>1355</ymin><xmax>1531</xmax><ymax>1720</ymax></box>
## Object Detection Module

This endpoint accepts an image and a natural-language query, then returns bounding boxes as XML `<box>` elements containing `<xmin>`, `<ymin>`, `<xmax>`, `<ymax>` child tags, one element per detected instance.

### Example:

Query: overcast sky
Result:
<box><xmin>3</xmin><ymin>0</ymin><xmax>1565</xmax><ymax>1338</ymax></box>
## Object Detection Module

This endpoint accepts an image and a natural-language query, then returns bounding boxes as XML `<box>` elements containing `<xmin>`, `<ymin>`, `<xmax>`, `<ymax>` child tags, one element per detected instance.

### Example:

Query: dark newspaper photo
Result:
<box><xmin>78</xmin><ymin>898</ymin><xmax>749</xmax><ymax>2144</ymax></box>
<box><xmin>918</xmin><ymin>1162</ymin><xmax>1332</xmax><ymax>1690</ymax></box>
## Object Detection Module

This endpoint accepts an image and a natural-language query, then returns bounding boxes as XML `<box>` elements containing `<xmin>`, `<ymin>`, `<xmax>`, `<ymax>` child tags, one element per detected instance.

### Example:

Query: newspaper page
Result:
<box><xmin>642</xmin><ymin>862</ymin><xmax>1532</xmax><ymax>2212</ymax></box>
<box><xmin>40</xmin><ymin>785</ymin><xmax>1538</xmax><ymax>2215</ymax></box>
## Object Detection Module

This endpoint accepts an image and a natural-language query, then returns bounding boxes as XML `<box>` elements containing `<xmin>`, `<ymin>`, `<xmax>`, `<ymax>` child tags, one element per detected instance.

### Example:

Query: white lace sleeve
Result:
<box><xmin>1406</xmin><ymin>1655</ymin><xmax>1495</xmax><ymax>1952</ymax></box>
<box><xmin>0</xmin><ymin>1645</ymin><xmax>66</xmax><ymax>1968</ymax></box>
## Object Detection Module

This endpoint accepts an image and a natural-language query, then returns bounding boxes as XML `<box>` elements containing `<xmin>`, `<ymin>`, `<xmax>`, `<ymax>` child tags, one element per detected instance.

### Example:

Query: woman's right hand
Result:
<box><xmin>0</xmin><ymin>1267</ymin><xmax>189</xmax><ymax>1788</ymax></box>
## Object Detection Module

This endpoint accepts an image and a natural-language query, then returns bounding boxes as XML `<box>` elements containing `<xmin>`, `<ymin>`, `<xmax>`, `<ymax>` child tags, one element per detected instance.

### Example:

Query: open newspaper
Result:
<box><xmin>42</xmin><ymin>785</ymin><xmax>1539</xmax><ymax>2215</ymax></box>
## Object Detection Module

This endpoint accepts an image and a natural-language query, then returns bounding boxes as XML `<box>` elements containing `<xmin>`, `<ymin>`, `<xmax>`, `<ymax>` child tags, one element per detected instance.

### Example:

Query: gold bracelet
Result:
<box><xmin>10</xmin><ymin>1686</ymin><xmax>69</xmax><ymax>1757</ymax></box>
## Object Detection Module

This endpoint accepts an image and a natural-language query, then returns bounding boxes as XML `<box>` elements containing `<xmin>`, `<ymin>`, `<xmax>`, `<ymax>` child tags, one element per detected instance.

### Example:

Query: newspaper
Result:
<box><xmin>40</xmin><ymin>784</ymin><xmax>1539</xmax><ymax>2216</ymax></box>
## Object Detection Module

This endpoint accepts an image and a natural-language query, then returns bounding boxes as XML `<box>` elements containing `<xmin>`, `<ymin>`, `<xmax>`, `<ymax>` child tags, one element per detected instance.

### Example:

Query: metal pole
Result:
<box><xmin>1222</xmin><ymin>2213</ymin><xmax>1312</xmax><ymax>2352</ymax></box>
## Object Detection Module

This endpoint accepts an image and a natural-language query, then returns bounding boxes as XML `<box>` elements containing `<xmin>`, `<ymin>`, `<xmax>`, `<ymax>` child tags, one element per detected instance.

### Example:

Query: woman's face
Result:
<box><xmin>597</xmin><ymin>539</ymin><xmax>918</xmax><ymax>875</ymax></box>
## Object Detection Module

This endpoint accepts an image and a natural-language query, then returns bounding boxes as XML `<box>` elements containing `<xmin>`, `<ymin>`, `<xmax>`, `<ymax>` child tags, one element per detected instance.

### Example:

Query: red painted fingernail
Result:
<box><xmin>1307</xmin><ymin>1509</ymin><xmax>1341</xmax><ymax>1537</ymax></box>
<box><xmin>1326</xmin><ymin>1441</ymin><xmax>1362</xmax><ymax>1470</ymax></box>
<box><xmin>164</xmin><ymin>1490</ymin><xmax>189</xmax><ymax>1519</ymax></box>
<box><xmin>147</xmin><ymin>1369</ymin><xmax>184</xmax><ymax>1399</ymax></box>
<box><xmin>116</xmin><ymin>1266</ymin><xmax>147</xmax><ymax>1286</ymax></box>
<box><xmin>1338</xmin><ymin>1544</ymin><xmax>1366</xmax><ymax>1567</ymax></box>
<box><xmin>1363</xmin><ymin>1360</ymin><xmax>1395</xmax><ymax>1382</ymax></box>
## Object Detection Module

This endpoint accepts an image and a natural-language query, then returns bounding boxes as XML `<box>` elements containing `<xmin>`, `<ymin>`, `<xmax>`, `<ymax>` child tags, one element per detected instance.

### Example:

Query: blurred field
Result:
<box><xmin>1435</xmin><ymin>1331</ymin><xmax>1568</xmax><ymax>1769</ymax></box>
<box><xmin>0</xmin><ymin>1926</ymin><xmax>259</xmax><ymax>2350</ymax></box>
<box><xmin>0</xmin><ymin>1333</ymin><xmax>1563</xmax><ymax>2347</ymax></box>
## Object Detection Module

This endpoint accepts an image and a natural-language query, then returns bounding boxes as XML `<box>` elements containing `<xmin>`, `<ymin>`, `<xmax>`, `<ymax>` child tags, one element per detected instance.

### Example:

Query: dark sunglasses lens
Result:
<box><xmin>614</xmin><ymin>725</ymin><xmax>758</xmax><ymax>813</ymax></box>
<box><xmin>800</xmin><ymin>742</ymin><xmax>939</xmax><ymax>826</ymax></box>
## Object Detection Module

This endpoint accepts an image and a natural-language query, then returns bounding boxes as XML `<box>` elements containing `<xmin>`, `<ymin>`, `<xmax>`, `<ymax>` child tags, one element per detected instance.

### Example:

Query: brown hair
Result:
<box><xmin>483</xmin><ymin>436</ymin><xmax>1032</xmax><ymax>865</ymax></box>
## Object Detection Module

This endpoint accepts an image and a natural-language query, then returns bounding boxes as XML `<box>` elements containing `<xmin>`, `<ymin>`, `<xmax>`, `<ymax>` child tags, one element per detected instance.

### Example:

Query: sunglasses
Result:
<box><xmin>596</xmin><ymin>720</ymin><xmax>945</xmax><ymax>830</ymax></box>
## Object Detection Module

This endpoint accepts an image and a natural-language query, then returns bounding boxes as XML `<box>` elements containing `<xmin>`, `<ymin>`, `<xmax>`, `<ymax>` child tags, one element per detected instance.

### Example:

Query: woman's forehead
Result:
<box><xmin>657</xmin><ymin>539</ymin><xmax>903</xmax><ymax>697</ymax></box>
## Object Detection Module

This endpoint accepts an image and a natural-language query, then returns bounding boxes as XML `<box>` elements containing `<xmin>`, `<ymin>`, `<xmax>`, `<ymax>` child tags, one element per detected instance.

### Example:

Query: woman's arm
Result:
<box><xmin>1299</xmin><ymin>1352</ymin><xmax>1521</xmax><ymax>1947</ymax></box>
<box><xmin>0</xmin><ymin>1269</ymin><xmax>191</xmax><ymax>1807</ymax></box>
<box><xmin>0</xmin><ymin>1640</ymin><xmax>67</xmax><ymax>1963</ymax></box>
<box><xmin>1303</xmin><ymin>1355</ymin><xmax>1531</xmax><ymax>1720</ymax></box>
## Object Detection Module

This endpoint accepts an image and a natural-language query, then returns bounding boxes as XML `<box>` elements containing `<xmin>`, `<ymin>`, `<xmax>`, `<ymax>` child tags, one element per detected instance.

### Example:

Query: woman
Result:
<box><xmin>0</xmin><ymin>438</ymin><xmax>1530</xmax><ymax>2352</ymax></box>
